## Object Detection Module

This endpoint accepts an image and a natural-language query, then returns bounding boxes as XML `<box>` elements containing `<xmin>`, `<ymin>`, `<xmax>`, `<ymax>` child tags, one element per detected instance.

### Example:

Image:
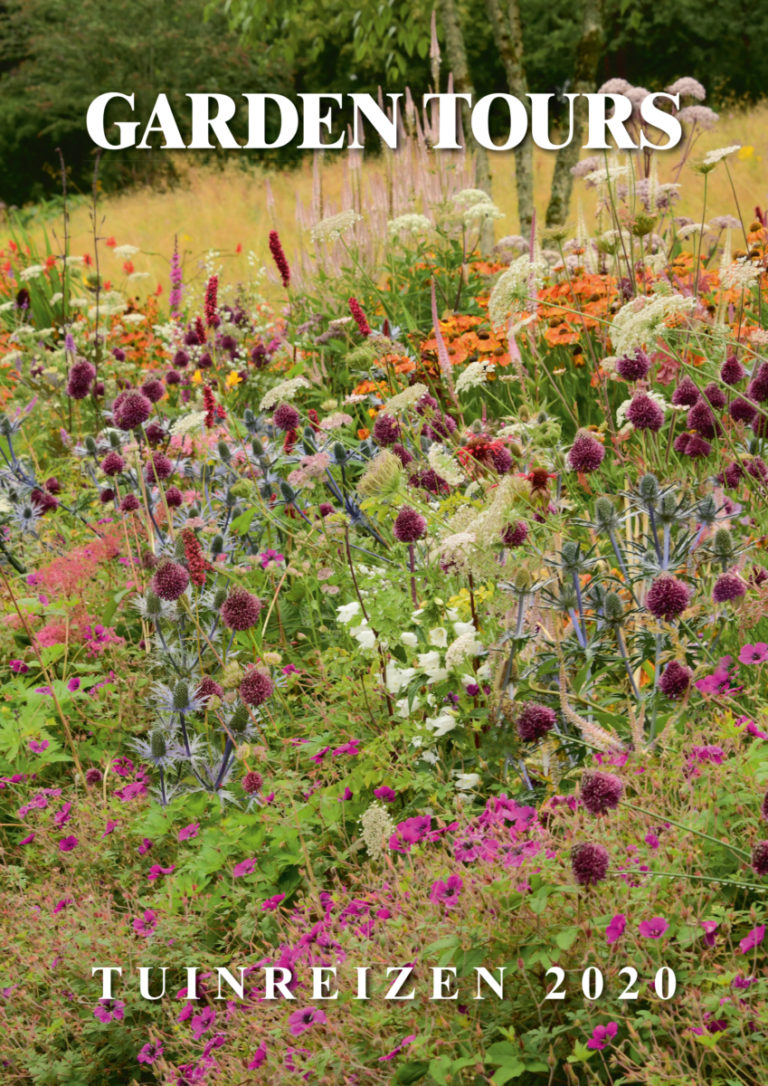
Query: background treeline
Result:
<box><xmin>0</xmin><ymin>0</ymin><xmax>764</xmax><ymax>207</ymax></box>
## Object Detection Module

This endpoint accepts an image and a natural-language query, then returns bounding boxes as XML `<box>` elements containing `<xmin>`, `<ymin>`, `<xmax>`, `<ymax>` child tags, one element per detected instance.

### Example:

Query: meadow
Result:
<box><xmin>0</xmin><ymin>86</ymin><xmax>767</xmax><ymax>1085</ymax></box>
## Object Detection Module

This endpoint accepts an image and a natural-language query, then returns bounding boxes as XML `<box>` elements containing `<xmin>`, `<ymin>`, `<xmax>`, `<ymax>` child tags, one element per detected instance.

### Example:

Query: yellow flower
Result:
<box><xmin>225</xmin><ymin>371</ymin><xmax>243</xmax><ymax>389</ymax></box>
<box><xmin>738</xmin><ymin>146</ymin><xmax>754</xmax><ymax>160</ymax></box>
<box><xmin>191</xmin><ymin>369</ymin><xmax>203</xmax><ymax>386</ymax></box>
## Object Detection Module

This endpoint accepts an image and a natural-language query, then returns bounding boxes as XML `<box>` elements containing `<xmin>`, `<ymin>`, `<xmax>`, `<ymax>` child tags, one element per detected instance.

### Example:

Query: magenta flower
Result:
<box><xmin>54</xmin><ymin>803</ymin><xmax>72</xmax><ymax>827</ymax></box>
<box><xmin>262</xmin><ymin>894</ymin><xmax>286</xmax><ymax>911</ymax></box>
<box><xmin>9</xmin><ymin>659</ymin><xmax>29</xmax><ymax>674</ymax></box>
<box><xmin>605</xmin><ymin>913</ymin><xmax>627</xmax><ymax>945</ymax></box>
<box><xmin>233</xmin><ymin>857</ymin><xmax>257</xmax><ymax>878</ymax></box>
<box><xmin>28</xmin><ymin>738</ymin><xmax>49</xmax><ymax>753</ymax></box>
<box><xmin>739</xmin><ymin>642</ymin><xmax>768</xmax><ymax>665</ymax></box>
<box><xmin>390</xmin><ymin>815</ymin><xmax>432</xmax><ymax>853</ymax></box>
<box><xmin>190</xmin><ymin>1006</ymin><xmax>216</xmax><ymax>1038</ymax></box>
<box><xmin>93</xmin><ymin>999</ymin><xmax>125</xmax><ymax>1023</ymax></box>
<box><xmin>338</xmin><ymin>786</ymin><xmax>353</xmax><ymax>801</ymax></box>
<box><xmin>147</xmin><ymin>864</ymin><xmax>175</xmax><ymax>881</ymax></box>
<box><xmin>58</xmin><ymin>835</ymin><xmax>78</xmax><ymax>852</ymax></box>
<box><xmin>638</xmin><ymin>917</ymin><xmax>668</xmax><ymax>939</ymax></box>
<box><xmin>248</xmin><ymin>1042</ymin><xmax>267</xmax><ymax>1069</ymax></box>
<box><xmin>67</xmin><ymin>677</ymin><xmax>80</xmax><ymax>692</ymax></box>
<box><xmin>378</xmin><ymin>1034</ymin><xmax>417</xmax><ymax>1062</ymax></box>
<box><xmin>137</xmin><ymin>1041</ymin><xmax>164</xmax><ymax>1065</ymax></box>
<box><xmin>739</xmin><ymin>925</ymin><xmax>766</xmax><ymax>953</ymax></box>
<box><xmin>178</xmin><ymin>822</ymin><xmax>199</xmax><ymax>842</ymax></box>
<box><xmin>259</xmin><ymin>549</ymin><xmax>285</xmax><ymax>569</ymax></box>
<box><xmin>374</xmin><ymin>786</ymin><xmax>397</xmax><ymax>802</ymax></box>
<box><xmin>138</xmin><ymin>838</ymin><xmax>153</xmax><ymax>855</ymax></box>
<box><xmin>288</xmin><ymin>1007</ymin><xmax>327</xmax><ymax>1037</ymax></box>
<box><xmin>133</xmin><ymin>910</ymin><xmax>158</xmax><ymax>937</ymax></box>
<box><xmin>700</xmin><ymin>921</ymin><xmax>718</xmax><ymax>947</ymax></box>
<box><xmin>101</xmin><ymin>820</ymin><xmax>118</xmax><ymax>837</ymax></box>
<box><xmin>429</xmin><ymin>875</ymin><xmax>463</xmax><ymax>909</ymax></box>
<box><xmin>587</xmin><ymin>1021</ymin><xmax>618</xmax><ymax>1050</ymax></box>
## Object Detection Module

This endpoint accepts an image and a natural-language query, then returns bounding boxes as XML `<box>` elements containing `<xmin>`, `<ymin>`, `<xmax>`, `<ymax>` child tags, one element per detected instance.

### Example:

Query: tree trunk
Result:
<box><xmin>545</xmin><ymin>0</ymin><xmax>604</xmax><ymax>226</ymax></box>
<box><xmin>485</xmin><ymin>0</ymin><xmax>534</xmax><ymax>234</ymax></box>
<box><xmin>436</xmin><ymin>0</ymin><xmax>494</xmax><ymax>251</ymax></box>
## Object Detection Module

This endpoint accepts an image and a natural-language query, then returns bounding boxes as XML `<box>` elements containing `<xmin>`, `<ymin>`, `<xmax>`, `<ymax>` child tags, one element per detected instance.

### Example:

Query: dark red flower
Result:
<box><xmin>268</xmin><ymin>230</ymin><xmax>290</xmax><ymax>289</ymax></box>
<box><xmin>571</xmin><ymin>842</ymin><xmax>609</xmax><ymax>886</ymax></box>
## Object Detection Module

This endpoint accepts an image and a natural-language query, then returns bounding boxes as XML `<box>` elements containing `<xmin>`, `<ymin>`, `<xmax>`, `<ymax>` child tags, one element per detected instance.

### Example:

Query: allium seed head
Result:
<box><xmin>646</xmin><ymin>574</ymin><xmax>691</xmax><ymax>620</ymax></box>
<box><xmin>571</xmin><ymin>842</ymin><xmax>609</xmax><ymax>886</ymax></box>
<box><xmin>581</xmin><ymin>771</ymin><xmax>624</xmax><ymax>814</ymax></box>
<box><xmin>516</xmin><ymin>702</ymin><xmax>556</xmax><ymax>742</ymax></box>
<box><xmin>658</xmin><ymin>660</ymin><xmax>692</xmax><ymax>699</ymax></box>
<box><xmin>239</xmin><ymin>668</ymin><xmax>273</xmax><ymax>707</ymax></box>
<box><xmin>393</xmin><ymin>506</ymin><xmax>427</xmax><ymax>542</ymax></box>
<box><xmin>151</xmin><ymin>560</ymin><xmax>189</xmax><ymax>601</ymax></box>
<box><xmin>220</xmin><ymin>587</ymin><xmax>263</xmax><ymax>631</ymax></box>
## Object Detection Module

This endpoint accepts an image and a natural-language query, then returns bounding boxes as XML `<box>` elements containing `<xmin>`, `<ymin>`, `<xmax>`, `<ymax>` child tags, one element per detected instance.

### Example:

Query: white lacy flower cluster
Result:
<box><xmin>452</xmin><ymin>188</ymin><xmax>504</xmax><ymax>227</ymax></box>
<box><xmin>455</xmin><ymin>360</ymin><xmax>494</xmax><ymax>394</ymax></box>
<box><xmin>259</xmin><ymin>377</ymin><xmax>311</xmax><ymax>412</ymax></box>
<box><xmin>387</xmin><ymin>213</ymin><xmax>433</xmax><ymax>238</ymax></box>
<box><xmin>383</xmin><ymin>382</ymin><xmax>429</xmax><ymax>414</ymax></box>
<box><xmin>310</xmin><ymin>210</ymin><xmax>362</xmax><ymax>244</ymax></box>
<box><xmin>488</xmin><ymin>254</ymin><xmax>549</xmax><ymax>329</ymax></box>
<box><xmin>610</xmin><ymin>291</ymin><xmax>697</xmax><ymax>356</ymax></box>
<box><xmin>170</xmin><ymin>411</ymin><xmax>207</xmax><ymax>437</ymax></box>
<box><xmin>427</xmin><ymin>443</ymin><xmax>465</xmax><ymax>486</ymax></box>
<box><xmin>720</xmin><ymin>261</ymin><xmax>762</xmax><ymax>291</ymax></box>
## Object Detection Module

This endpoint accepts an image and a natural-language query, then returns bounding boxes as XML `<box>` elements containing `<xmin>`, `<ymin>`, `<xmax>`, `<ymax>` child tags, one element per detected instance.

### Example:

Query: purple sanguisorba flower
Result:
<box><xmin>269</xmin><ymin>230</ymin><xmax>291</xmax><ymax>289</ymax></box>
<box><xmin>751</xmin><ymin>841</ymin><xmax>768</xmax><ymax>877</ymax></box>
<box><xmin>169</xmin><ymin>236</ymin><xmax>183</xmax><ymax>319</ymax></box>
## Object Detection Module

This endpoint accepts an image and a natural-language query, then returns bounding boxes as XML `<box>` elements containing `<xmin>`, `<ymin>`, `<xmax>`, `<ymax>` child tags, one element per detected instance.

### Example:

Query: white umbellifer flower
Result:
<box><xmin>584</xmin><ymin>164</ymin><xmax>630</xmax><ymax>186</ymax></box>
<box><xmin>610</xmin><ymin>292</ymin><xmax>696</xmax><ymax>357</ymax></box>
<box><xmin>445</xmin><ymin>631</ymin><xmax>483</xmax><ymax>669</ymax></box>
<box><xmin>383</xmin><ymin>382</ymin><xmax>429</xmax><ymax>414</ymax></box>
<box><xmin>452</xmin><ymin>188</ymin><xmax>492</xmax><ymax>208</ymax></box>
<box><xmin>463</xmin><ymin>199</ymin><xmax>504</xmax><ymax>226</ymax></box>
<box><xmin>426</xmin><ymin>710</ymin><xmax>458</xmax><ymax>737</ymax></box>
<box><xmin>350</xmin><ymin>621</ymin><xmax>376</xmax><ymax>651</ymax></box>
<box><xmin>677</xmin><ymin>222</ymin><xmax>710</xmax><ymax>240</ymax></box>
<box><xmin>121</xmin><ymin>313</ymin><xmax>146</xmax><ymax>325</ymax></box>
<box><xmin>455</xmin><ymin>360</ymin><xmax>492</xmax><ymax>394</ymax></box>
<box><xmin>360</xmin><ymin>803</ymin><xmax>396</xmax><ymax>861</ymax></box>
<box><xmin>387</xmin><ymin>213</ymin><xmax>433</xmax><ymax>237</ymax></box>
<box><xmin>127</xmin><ymin>271</ymin><xmax>151</xmax><ymax>282</ymax></box>
<box><xmin>720</xmin><ymin>261</ymin><xmax>762</xmax><ymax>291</ymax></box>
<box><xmin>170</xmin><ymin>411</ymin><xmax>206</xmax><ymax>437</ymax></box>
<box><xmin>19</xmin><ymin>264</ymin><xmax>46</xmax><ymax>281</ymax></box>
<box><xmin>488</xmin><ymin>254</ymin><xmax>548</xmax><ymax>328</ymax></box>
<box><xmin>454</xmin><ymin>772</ymin><xmax>481</xmax><ymax>791</ymax></box>
<box><xmin>259</xmin><ymin>377</ymin><xmax>311</xmax><ymax>411</ymax></box>
<box><xmin>400</xmin><ymin>631</ymin><xmax>418</xmax><ymax>648</ymax></box>
<box><xmin>336</xmin><ymin>601</ymin><xmax>361</xmax><ymax>625</ymax></box>
<box><xmin>310</xmin><ymin>210</ymin><xmax>362</xmax><ymax>244</ymax></box>
<box><xmin>703</xmin><ymin>145</ymin><xmax>740</xmax><ymax>166</ymax></box>
<box><xmin>113</xmin><ymin>244</ymin><xmax>140</xmax><ymax>259</ymax></box>
<box><xmin>427</xmin><ymin>443</ymin><xmax>464</xmax><ymax>486</ymax></box>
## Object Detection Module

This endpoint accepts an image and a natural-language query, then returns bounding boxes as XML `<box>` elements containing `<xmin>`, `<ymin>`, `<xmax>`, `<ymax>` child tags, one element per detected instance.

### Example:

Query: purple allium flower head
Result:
<box><xmin>165</xmin><ymin>369</ymin><xmax>181</xmax><ymax>386</ymax></box>
<box><xmin>66</xmin><ymin>359</ymin><xmax>96</xmax><ymax>400</ymax></box>
<box><xmin>141</xmin><ymin>379</ymin><xmax>165</xmax><ymax>404</ymax></box>
<box><xmin>616</xmin><ymin>348</ymin><xmax>650</xmax><ymax>381</ymax></box>
<box><xmin>393</xmin><ymin>505</ymin><xmax>427</xmax><ymax>542</ymax></box>
<box><xmin>752</xmin><ymin>412</ymin><xmax>768</xmax><ymax>439</ymax></box>
<box><xmin>658</xmin><ymin>660</ymin><xmax>692</xmax><ymax>699</ymax></box>
<box><xmin>516</xmin><ymin>702</ymin><xmax>556</xmax><ymax>742</ymax></box>
<box><xmin>748</xmin><ymin>362</ymin><xmax>768</xmax><ymax>403</ymax></box>
<box><xmin>392</xmin><ymin>443</ymin><xmax>414</xmax><ymax>467</ymax></box>
<box><xmin>85</xmin><ymin>768</ymin><xmax>103</xmax><ymax>786</ymax></box>
<box><xmin>151</xmin><ymin>560</ymin><xmax>189</xmax><ymax>601</ymax></box>
<box><xmin>501</xmin><ymin>520</ymin><xmax>528</xmax><ymax>547</ymax></box>
<box><xmin>101</xmin><ymin>451</ymin><xmax>125</xmax><ymax>477</ymax></box>
<box><xmin>571</xmin><ymin>842</ymin><xmax>609</xmax><ymax>886</ymax></box>
<box><xmin>581</xmin><ymin>771</ymin><xmax>624</xmax><ymax>814</ymax></box>
<box><xmin>144</xmin><ymin>452</ymin><xmax>173</xmax><ymax>483</ymax></box>
<box><xmin>730</xmin><ymin>397</ymin><xmax>757</xmax><ymax>423</ymax></box>
<box><xmin>372</xmin><ymin>413</ymin><xmax>401</xmax><ymax>446</ymax></box>
<box><xmin>196</xmin><ymin>676</ymin><xmax>224</xmax><ymax>703</ymax></box>
<box><xmin>165</xmin><ymin>485</ymin><xmax>183</xmax><ymax>508</ymax></box>
<box><xmin>671</xmin><ymin>375</ymin><xmax>700</xmax><ymax>407</ymax></box>
<box><xmin>120</xmin><ymin>494</ymin><xmax>140</xmax><ymax>513</ymax></box>
<box><xmin>114</xmin><ymin>391</ymin><xmax>152</xmax><ymax>430</ymax></box>
<box><xmin>721</xmin><ymin>354</ymin><xmax>745</xmax><ymax>385</ymax></box>
<box><xmin>645</xmin><ymin>574</ymin><xmax>691</xmax><ymax>620</ymax></box>
<box><xmin>701</xmin><ymin>382</ymin><xmax>727</xmax><ymax>410</ymax></box>
<box><xmin>687</xmin><ymin>400</ymin><xmax>719</xmax><ymax>439</ymax></box>
<box><xmin>144</xmin><ymin>421</ymin><xmax>166</xmax><ymax>445</ymax></box>
<box><xmin>752</xmin><ymin>841</ymin><xmax>768</xmax><ymax>877</ymax></box>
<box><xmin>240</xmin><ymin>668</ymin><xmax>273</xmax><ymax>707</ymax></box>
<box><xmin>678</xmin><ymin>433</ymin><xmax>711</xmax><ymax>458</ymax></box>
<box><xmin>220</xmin><ymin>587</ymin><xmax>263</xmax><ymax>631</ymax></box>
<box><xmin>712</xmin><ymin>572</ymin><xmax>746</xmax><ymax>602</ymax></box>
<box><xmin>242</xmin><ymin>770</ymin><xmax>263</xmax><ymax>795</ymax></box>
<box><xmin>490</xmin><ymin>444</ymin><xmax>513</xmax><ymax>474</ymax></box>
<box><xmin>568</xmin><ymin>432</ymin><xmax>605</xmax><ymax>473</ymax></box>
<box><xmin>272</xmin><ymin>403</ymin><xmax>300</xmax><ymax>432</ymax></box>
<box><xmin>626</xmin><ymin>392</ymin><xmax>664</xmax><ymax>431</ymax></box>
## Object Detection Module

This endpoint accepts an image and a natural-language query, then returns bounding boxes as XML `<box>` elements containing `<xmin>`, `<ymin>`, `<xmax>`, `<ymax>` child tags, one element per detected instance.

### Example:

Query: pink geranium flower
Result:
<box><xmin>587</xmin><ymin>1022</ymin><xmax>618</xmax><ymax>1050</ymax></box>
<box><xmin>233</xmin><ymin>857</ymin><xmax>257</xmax><ymax>878</ymax></box>
<box><xmin>248</xmin><ymin>1042</ymin><xmax>267</xmax><ymax>1069</ymax></box>
<box><xmin>605</xmin><ymin>913</ymin><xmax>627</xmax><ymax>945</ymax></box>
<box><xmin>429</xmin><ymin>875</ymin><xmax>463</xmax><ymax>909</ymax></box>
<box><xmin>178</xmin><ymin>822</ymin><xmax>199</xmax><ymax>842</ymax></box>
<box><xmin>58</xmin><ymin>835</ymin><xmax>78</xmax><ymax>852</ymax></box>
<box><xmin>28</xmin><ymin>738</ymin><xmax>49</xmax><ymax>754</ymax></box>
<box><xmin>262</xmin><ymin>894</ymin><xmax>286</xmax><ymax>911</ymax></box>
<box><xmin>638</xmin><ymin>917</ymin><xmax>668</xmax><ymax>939</ymax></box>
<box><xmin>137</xmin><ymin>1041</ymin><xmax>163</xmax><ymax>1065</ymax></box>
<box><xmin>147</xmin><ymin>864</ymin><xmax>175</xmax><ymax>881</ymax></box>
<box><xmin>739</xmin><ymin>925</ymin><xmax>765</xmax><ymax>953</ymax></box>
<box><xmin>379</xmin><ymin>1034</ymin><xmax>417</xmax><ymax>1062</ymax></box>
<box><xmin>133</xmin><ymin>910</ymin><xmax>158</xmax><ymax>936</ymax></box>
<box><xmin>287</xmin><ymin>1007</ymin><xmax>327</xmax><ymax>1037</ymax></box>
<box><xmin>739</xmin><ymin>643</ymin><xmax>768</xmax><ymax>665</ymax></box>
<box><xmin>93</xmin><ymin>999</ymin><xmax>125</xmax><ymax>1023</ymax></box>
